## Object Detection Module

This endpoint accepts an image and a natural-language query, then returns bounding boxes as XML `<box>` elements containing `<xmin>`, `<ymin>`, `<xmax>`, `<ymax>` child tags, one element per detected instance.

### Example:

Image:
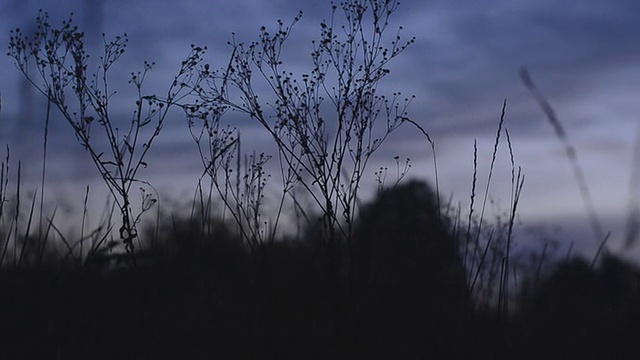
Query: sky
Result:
<box><xmin>1</xmin><ymin>0</ymin><xmax>639</xmax><ymax>260</ymax></box>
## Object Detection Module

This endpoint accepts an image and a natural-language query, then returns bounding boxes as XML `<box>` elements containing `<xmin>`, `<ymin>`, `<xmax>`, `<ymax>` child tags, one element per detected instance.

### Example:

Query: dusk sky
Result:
<box><xmin>1</xmin><ymin>0</ymin><xmax>640</xmax><ymax>259</ymax></box>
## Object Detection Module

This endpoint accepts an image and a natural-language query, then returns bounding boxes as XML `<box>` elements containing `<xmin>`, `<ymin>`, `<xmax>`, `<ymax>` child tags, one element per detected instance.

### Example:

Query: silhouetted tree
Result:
<box><xmin>350</xmin><ymin>180</ymin><xmax>471</xmax><ymax>358</ymax></box>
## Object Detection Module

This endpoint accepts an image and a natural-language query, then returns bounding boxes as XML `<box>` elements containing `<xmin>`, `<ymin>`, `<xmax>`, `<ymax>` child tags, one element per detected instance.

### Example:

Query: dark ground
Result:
<box><xmin>2</xmin><ymin>182</ymin><xmax>640</xmax><ymax>359</ymax></box>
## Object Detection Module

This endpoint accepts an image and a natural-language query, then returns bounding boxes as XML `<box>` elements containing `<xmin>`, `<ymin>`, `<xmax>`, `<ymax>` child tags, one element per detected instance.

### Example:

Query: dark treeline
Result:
<box><xmin>1</xmin><ymin>180</ymin><xmax>639</xmax><ymax>359</ymax></box>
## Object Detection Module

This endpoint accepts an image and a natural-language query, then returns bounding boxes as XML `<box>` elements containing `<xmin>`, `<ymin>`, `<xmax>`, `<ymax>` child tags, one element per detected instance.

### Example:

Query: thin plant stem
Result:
<box><xmin>39</xmin><ymin>95</ymin><xmax>51</xmax><ymax>251</ymax></box>
<box><xmin>520</xmin><ymin>68</ymin><xmax>605</xmax><ymax>247</ymax></box>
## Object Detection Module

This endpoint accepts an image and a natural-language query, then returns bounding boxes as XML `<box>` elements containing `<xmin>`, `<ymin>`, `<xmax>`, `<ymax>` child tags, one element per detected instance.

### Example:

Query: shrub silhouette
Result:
<box><xmin>353</xmin><ymin>180</ymin><xmax>464</xmax><ymax>286</ymax></box>
<box><xmin>350</xmin><ymin>180</ymin><xmax>471</xmax><ymax>358</ymax></box>
<box><xmin>519</xmin><ymin>254</ymin><xmax>640</xmax><ymax>359</ymax></box>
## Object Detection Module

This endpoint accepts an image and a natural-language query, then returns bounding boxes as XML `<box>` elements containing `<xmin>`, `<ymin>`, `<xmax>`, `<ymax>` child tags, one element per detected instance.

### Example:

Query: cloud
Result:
<box><xmin>1</xmin><ymin>0</ymin><xmax>638</xmax><ymax>255</ymax></box>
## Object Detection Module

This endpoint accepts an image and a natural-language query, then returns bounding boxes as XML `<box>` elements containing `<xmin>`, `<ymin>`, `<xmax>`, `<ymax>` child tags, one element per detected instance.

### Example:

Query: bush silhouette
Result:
<box><xmin>519</xmin><ymin>254</ymin><xmax>640</xmax><ymax>359</ymax></box>
<box><xmin>350</xmin><ymin>180</ymin><xmax>471</xmax><ymax>358</ymax></box>
<box><xmin>353</xmin><ymin>180</ymin><xmax>464</xmax><ymax>286</ymax></box>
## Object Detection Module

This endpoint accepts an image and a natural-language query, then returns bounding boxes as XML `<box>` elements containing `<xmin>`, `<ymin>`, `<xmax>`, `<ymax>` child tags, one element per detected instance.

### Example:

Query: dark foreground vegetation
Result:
<box><xmin>1</xmin><ymin>181</ymin><xmax>640</xmax><ymax>359</ymax></box>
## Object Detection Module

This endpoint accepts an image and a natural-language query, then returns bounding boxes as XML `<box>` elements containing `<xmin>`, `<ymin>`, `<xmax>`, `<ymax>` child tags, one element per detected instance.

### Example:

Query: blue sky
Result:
<box><xmin>1</xmin><ymin>0</ymin><xmax>639</xmax><ymax>258</ymax></box>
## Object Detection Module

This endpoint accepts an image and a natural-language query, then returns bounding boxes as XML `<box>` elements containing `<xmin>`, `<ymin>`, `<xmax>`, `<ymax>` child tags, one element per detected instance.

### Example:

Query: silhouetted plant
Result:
<box><xmin>518</xmin><ymin>254</ymin><xmax>640</xmax><ymax>359</ymax></box>
<box><xmin>8</xmin><ymin>11</ymin><xmax>201</xmax><ymax>264</ymax></box>
<box><xmin>454</xmin><ymin>101</ymin><xmax>525</xmax><ymax>317</ymax></box>
<box><xmin>188</xmin><ymin>125</ymin><xmax>282</xmax><ymax>250</ymax></box>
<box><xmin>184</xmin><ymin>0</ymin><xmax>416</xmax><ymax>270</ymax></box>
<box><xmin>354</xmin><ymin>180</ymin><xmax>463</xmax><ymax>284</ymax></box>
<box><xmin>351</xmin><ymin>180</ymin><xmax>470</xmax><ymax>357</ymax></box>
<box><xmin>520</xmin><ymin>68</ymin><xmax>606</xmax><ymax>249</ymax></box>
<box><xmin>0</xmin><ymin>147</ymin><xmax>20</xmax><ymax>267</ymax></box>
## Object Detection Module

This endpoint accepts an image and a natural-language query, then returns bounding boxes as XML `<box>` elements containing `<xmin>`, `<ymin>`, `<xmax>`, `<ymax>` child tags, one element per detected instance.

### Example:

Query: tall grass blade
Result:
<box><xmin>13</xmin><ymin>161</ymin><xmax>20</xmax><ymax>265</ymax></box>
<box><xmin>519</xmin><ymin>67</ymin><xmax>605</xmax><ymax>247</ymax></box>
<box><xmin>17</xmin><ymin>189</ymin><xmax>37</xmax><ymax>268</ymax></box>
<box><xmin>623</xmin><ymin>124</ymin><xmax>640</xmax><ymax>249</ymax></box>
<box><xmin>39</xmin><ymin>95</ymin><xmax>51</xmax><ymax>250</ymax></box>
